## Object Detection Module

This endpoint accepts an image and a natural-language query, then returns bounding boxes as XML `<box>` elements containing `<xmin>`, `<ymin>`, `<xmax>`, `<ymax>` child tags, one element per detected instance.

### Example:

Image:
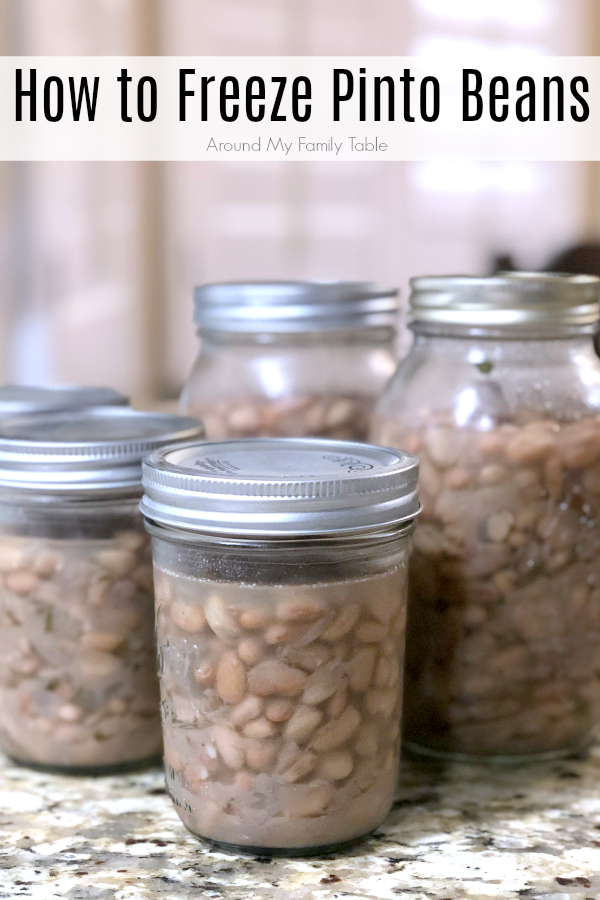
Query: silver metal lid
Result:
<box><xmin>0</xmin><ymin>408</ymin><xmax>204</xmax><ymax>494</ymax></box>
<box><xmin>193</xmin><ymin>281</ymin><xmax>400</xmax><ymax>333</ymax></box>
<box><xmin>141</xmin><ymin>437</ymin><xmax>419</xmax><ymax>537</ymax></box>
<box><xmin>0</xmin><ymin>385</ymin><xmax>130</xmax><ymax>416</ymax></box>
<box><xmin>410</xmin><ymin>273</ymin><xmax>600</xmax><ymax>331</ymax></box>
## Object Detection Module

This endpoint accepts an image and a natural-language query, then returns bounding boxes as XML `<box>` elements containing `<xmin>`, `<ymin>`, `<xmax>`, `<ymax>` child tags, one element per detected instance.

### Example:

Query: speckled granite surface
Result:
<box><xmin>1</xmin><ymin>747</ymin><xmax>600</xmax><ymax>899</ymax></box>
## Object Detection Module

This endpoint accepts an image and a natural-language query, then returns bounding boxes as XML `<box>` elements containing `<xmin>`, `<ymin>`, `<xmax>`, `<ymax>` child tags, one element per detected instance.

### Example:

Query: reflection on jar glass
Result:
<box><xmin>371</xmin><ymin>272</ymin><xmax>600</xmax><ymax>761</ymax></box>
<box><xmin>180</xmin><ymin>282</ymin><xmax>400</xmax><ymax>442</ymax></box>
<box><xmin>0</xmin><ymin>408</ymin><xmax>203</xmax><ymax>773</ymax></box>
<box><xmin>142</xmin><ymin>437</ymin><xmax>418</xmax><ymax>854</ymax></box>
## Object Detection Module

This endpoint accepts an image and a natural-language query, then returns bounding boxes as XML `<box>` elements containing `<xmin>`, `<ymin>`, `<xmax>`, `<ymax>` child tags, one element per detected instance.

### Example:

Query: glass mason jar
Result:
<box><xmin>370</xmin><ymin>272</ymin><xmax>600</xmax><ymax>761</ymax></box>
<box><xmin>0</xmin><ymin>385</ymin><xmax>129</xmax><ymax>416</ymax></box>
<box><xmin>0</xmin><ymin>408</ymin><xmax>203</xmax><ymax>773</ymax></box>
<box><xmin>179</xmin><ymin>282</ymin><xmax>399</xmax><ymax>441</ymax></box>
<box><xmin>141</xmin><ymin>438</ymin><xmax>418</xmax><ymax>854</ymax></box>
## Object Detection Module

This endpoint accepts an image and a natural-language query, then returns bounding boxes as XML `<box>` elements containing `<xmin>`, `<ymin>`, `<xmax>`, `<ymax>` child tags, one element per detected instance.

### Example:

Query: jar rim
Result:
<box><xmin>409</xmin><ymin>272</ymin><xmax>600</xmax><ymax>332</ymax></box>
<box><xmin>141</xmin><ymin>437</ymin><xmax>420</xmax><ymax>537</ymax></box>
<box><xmin>0</xmin><ymin>408</ymin><xmax>204</xmax><ymax>494</ymax></box>
<box><xmin>143</xmin><ymin>515</ymin><xmax>416</xmax><ymax>547</ymax></box>
<box><xmin>193</xmin><ymin>281</ymin><xmax>400</xmax><ymax>333</ymax></box>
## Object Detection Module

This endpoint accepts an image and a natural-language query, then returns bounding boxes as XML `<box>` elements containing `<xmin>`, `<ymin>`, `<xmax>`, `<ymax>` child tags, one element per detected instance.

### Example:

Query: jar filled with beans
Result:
<box><xmin>0</xmin><ymin>408</ymin><xmax>203</xmax><ymax>773</ymax></box>
<box><xmin>370</xmin><ymin>272</ymin><xmax>600</xmax><ymax>761</ymax></box>
<box><xmin>179</xmin><ymin>282</ymin><xmax>399</xmax><ymax>442</ymax></box>
<box><xmin>141</xmin><ymin>437</ymin><xmax>418</xmax><ymax>854</ymax></box>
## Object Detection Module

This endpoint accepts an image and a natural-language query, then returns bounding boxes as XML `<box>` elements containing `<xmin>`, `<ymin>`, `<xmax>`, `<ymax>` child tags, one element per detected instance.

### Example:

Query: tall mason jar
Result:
<box><xmin>0</xmin><ymin>408</ymin><xmax>203</xmax><ymax>773</ymax></box>
<box><xmin>141</xmin><ymin>438</ymin><xmax>418</xmax><ymax>854</ymax></box>
<box><xmin>179</xmin><ymin>282</ymin><xmax>399</xmax><ymax>441</ymax></box>
<box><xmin>370</xmin><ymin>273</ymin><xmax>600</xmax><ymax>761</ymax></box>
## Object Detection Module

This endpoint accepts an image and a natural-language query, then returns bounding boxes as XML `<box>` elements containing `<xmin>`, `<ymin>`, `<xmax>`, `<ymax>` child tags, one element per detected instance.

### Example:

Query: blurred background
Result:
<box><xmin>0</xmin><ymin>0</ymin><xmax>599</xmax><ymax>406</ymax></box>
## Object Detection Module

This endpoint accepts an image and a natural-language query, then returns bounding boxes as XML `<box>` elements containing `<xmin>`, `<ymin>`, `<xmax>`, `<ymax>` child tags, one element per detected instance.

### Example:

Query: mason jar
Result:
<box><xmin>141</xmin><ymin>438</ymin><xmax>418</xmax><ymax>854</ymax></box>
<box><xmin>0</xmin><ymin>408</ymin><xmax>203</xmax><ymax>773</ymax></box>
<box><xmin>370</xmin><ymin>272</ymin><xmax>600</xmax><ymax>761</ymax></box>
<box><xmin>179</xmin><ymin>282</ymin><xmax>399</xmax><ymax>442</ymax></box>
<box><xmin>0</xmin><ymin>385</ymin><xmax>129</xmax><ymax>416</ymax></box>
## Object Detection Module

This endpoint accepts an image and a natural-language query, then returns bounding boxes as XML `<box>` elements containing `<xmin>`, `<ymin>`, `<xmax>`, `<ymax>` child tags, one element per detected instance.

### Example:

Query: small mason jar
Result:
<box><xmin>141</xmin><ymin>438</ymin><xmax>418</xmax><ymax>854</ymax></box>
<box><xmin>179</xmin><ymin>282</ymin><xmax>399</xmax><ymax>442</ymax></box>
<box><xmin>0</xmin><ymin>385</ymin><xmax>129</xmax><ymax>415</ymax></box>
<box><xmin>370</xmin><ymin>273</ymin><xmax>600</xmax><ymax>761</ymax></box>
<box><xmin>0</xmin><ymin>408</ymin><xmax>203</xmax><ymax>773</ymax></box>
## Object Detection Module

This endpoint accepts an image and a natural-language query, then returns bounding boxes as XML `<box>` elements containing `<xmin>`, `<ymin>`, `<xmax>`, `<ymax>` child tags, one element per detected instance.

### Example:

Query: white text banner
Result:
<box><xmin>0</xmin><ymin>56</ymin><xmax>598</xmax><ymax>161</ymax></box>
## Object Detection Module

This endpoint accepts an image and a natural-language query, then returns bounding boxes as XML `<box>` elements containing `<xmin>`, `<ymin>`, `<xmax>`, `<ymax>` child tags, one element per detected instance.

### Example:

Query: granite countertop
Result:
<box><xmin>1</xmin><ymin>747</ymin><xmax>600</xmax><ymax>900</ymax></box>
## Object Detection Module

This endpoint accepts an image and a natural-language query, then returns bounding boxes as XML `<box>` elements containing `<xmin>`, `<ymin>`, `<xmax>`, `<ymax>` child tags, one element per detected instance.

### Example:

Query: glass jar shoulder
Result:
<box><xmin>373</xmin><ymin>335</ymin><xmax>600</xmax><ymax>435</ymax></box>
<box><xmin>181</xmin><ymin>330</ymin><xmax>397</xmax><ymax>442</ymax></box>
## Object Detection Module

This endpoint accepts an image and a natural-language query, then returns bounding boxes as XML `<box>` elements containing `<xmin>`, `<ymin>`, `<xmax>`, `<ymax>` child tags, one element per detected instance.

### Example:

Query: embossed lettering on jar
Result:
<box><xmin>141</xmin><ymin>437</ymin><xmax>418</xmax><ymax>854</ymax></box>
<box><xmin>371</xmin><ymin>272</ymin><xmax>600</xmax><ymax>760</ymax></box>
<box><xmin>179</xmin><ymin>281</ymin><xmax>400</xmax><ymax>441</ymax></box>
<box><xmin>0</xmin><ymin>408</ymin><xmax>203</xmax><ymax>772</ymax></box>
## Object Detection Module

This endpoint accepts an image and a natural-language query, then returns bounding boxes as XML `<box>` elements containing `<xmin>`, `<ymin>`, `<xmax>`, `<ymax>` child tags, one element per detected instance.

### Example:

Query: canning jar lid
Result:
<box><xmin>193</xmin><ymin>281</ymin><xmax>399</xmax><ymax>333</ymax></box>
<box><xmin>0</xmin><ymin>384</ymin><xmax>130</xmax><ymax>415</ymax></box>
<box><xmin>410</xmin><ymin>272</ymin><xmax>600</xmax><ymax>332</ymax></box>
<box><xmin>141</xmin><ymin>437</ymin><xmax>419</xmax><ymax>537</ymax></box>
<box><xmin>0</xmin><ymin>408</ymin><xmax>204</xmax><ymax>494</ymax></box>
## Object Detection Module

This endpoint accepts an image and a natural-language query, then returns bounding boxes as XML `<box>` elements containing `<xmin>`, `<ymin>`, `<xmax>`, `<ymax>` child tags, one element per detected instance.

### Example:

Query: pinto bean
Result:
<box><xmin>194</xmin><ymin>662</ymin><xmax>215</xmax><ymax>687</ymax></box>
<box><xmin>278</xmin><ymin>782</ymin><xmax>333</xmax><ymax>819</ymax></box>
<box><xmin>229</xmin><ymin>694</ymin><xmax>262</xmax><ymax>728</ymax></box>
<box><xmin>245</xmin><ymin>739</ymin><xmax>276</xmax><ymax>771</ymax></box>
<box><xmin>302</xmin><ymin>662</ymin><xmax>344</xmax><ymax>706</ymax></box>
<box><xmin>347</xmin><ymin>647</ymin><xmax>377</xmax><ymax>693</ymax></box>
<box><xmin>212</xmin><ymin>724</ymin><xmax>245</xmax><ymax>769</ymax></box>
<box><xmin>248</xmin><ymin>661</ymin><xmax>308</xmax><ymax>698</ymax></box>
<box><xmin>80</xmin><ymin>632</ymin><xmax>122</xmax><ymax>653</ymax></box>
<box><xmin>320</xmin><ymin>604</ymin><xmax>361</xmax><ymax>642</ymax></box>
<box><xmin>239</xmin><ymin>608</ymin><xmax>271</xmax><ymax>630</ymax></box>
<box><xmin>96</xmin><ymin>548</ymin><xmax>136</xmax><ymax>578</ymax></box>
<box><xmin>276</xmin><ymin>598</ymin><xmax>325</xmax><ymax>622</ymax></box>
<box><xmin>237</xmin><ymin>637</ymin><xmax>263</xmax><ymax>665</ymax></box>
<box><xmin>170</xmin><ymin>601</ymin><xmax>206</xmax><ymax>634</ymax></box>
<box><xmin>265</xmin><ymin>699</ymin><xmax>295</xmax><ymax>722</ymax></box>
<box><xmin>280</xmin><ymin>750</ymin><xmax>317</xmax><ymax>783</ymax></box>
<box><xmin>505</xmin><ymin>428</ymin><xmax>556</xmax><ymax>465</ymax></box>
<box><xmin>284</xmin><ymin>705</ymin><xmax>323</xmax><ymax>743</ymax></box>
<box><xmin>318</xmin><ymin>751</ymin><xmax>353</xmax><ymax>781</ymax></box>
<box><xmin>216</xmin><ymin>652</ymin><xmax>246</xmax><ymax>705</ymax></box>
<box><xmin>311</xmin><ymin>705</ymin><xmax>360</xmax><ymax>752</ymax></box>
<box><xmin>204</xmin><ymin>594</ymin><xmax>240</xmax><ymax>643</ymax></box>
<box><xmin>242</xmin><ymin>717</ymin><xmax>277</xmax><ymax>739</ymax></box>
<box><xmin>0</xmin><ymin>545</ymin><xmax>26</xmax><ymax>573</ymax></box>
